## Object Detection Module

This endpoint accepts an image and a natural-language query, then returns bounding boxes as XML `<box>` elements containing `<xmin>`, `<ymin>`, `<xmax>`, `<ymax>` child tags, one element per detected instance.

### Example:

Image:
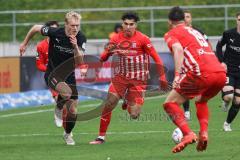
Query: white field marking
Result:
<box><xmin>0</xmin><ymin>131</ymin><xmax>168</xmax><ymax>138</ymax></box>
<box><xmin>0</xmin><ymin>128</ymin><xmax>224</xmax><ymax>138</ymax></box>
<box><xmin>0</xmin><ymin>95</ymin><xmax>166</xmax><ymax>119</ymax></box>
<box><xmin>0</xmin><ymin>103</ymin><xmax>100</xmax><ymax>118</ymax></box>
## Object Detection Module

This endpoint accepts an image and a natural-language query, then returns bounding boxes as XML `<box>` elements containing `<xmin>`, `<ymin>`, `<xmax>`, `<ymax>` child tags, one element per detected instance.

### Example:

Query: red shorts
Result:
<box><xmin>109</xmin><ymin>75</ymin><xmax>147</xmax><ymax>105</ymax></box>
<box><xmin>175</xmin><ymin>72</ymin><xmax>226</xmax><ymax>99</ymax></box>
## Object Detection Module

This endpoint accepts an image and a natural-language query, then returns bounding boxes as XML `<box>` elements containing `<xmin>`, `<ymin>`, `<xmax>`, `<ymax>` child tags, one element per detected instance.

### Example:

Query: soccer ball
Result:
<box><xmin>172</xmin><ymin>128</ymin><xmax>183</xmax><ymax>144</ymax></box>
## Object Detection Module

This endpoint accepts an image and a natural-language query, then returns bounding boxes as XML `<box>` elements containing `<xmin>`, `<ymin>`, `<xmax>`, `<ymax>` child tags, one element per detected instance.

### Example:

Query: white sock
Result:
<box><xmin>98</xmin><ymin>136</ymin><xmax>105</xmax><ymax>140</ymax></box>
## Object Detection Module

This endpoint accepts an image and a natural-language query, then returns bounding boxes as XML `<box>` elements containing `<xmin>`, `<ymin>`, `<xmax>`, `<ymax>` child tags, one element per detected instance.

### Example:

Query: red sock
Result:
<box><xmin>195</xmin><ymin>101</ymin><xmax>209</xmax><ymax>133</ymax></box>
<box><xmin>99</xmin><ymin>109</ymin><xmax>112</xmax><ymax>136</ymax></box>
<box><xmin>163</xmin><ymin>102</ymin><xmax>192</xmax><ymax>135</ymax></box>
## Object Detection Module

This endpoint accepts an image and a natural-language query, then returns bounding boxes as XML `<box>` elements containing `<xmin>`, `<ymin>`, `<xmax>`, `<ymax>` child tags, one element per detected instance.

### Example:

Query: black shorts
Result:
<box><xmin>44</xmin><ymin>71</ymin><xmax>78</xmax><ymax>100</ymax></box>
<box><xmin>225</xmin><ymin>73</ymin><xmax>240</xmax><ymax>89</ymax></box>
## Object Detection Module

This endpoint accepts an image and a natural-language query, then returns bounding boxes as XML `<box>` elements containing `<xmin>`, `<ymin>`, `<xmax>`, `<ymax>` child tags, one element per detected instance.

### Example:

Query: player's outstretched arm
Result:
<box><xmin>149</xmin><ymin>48</ymin><xmax>168</xmax><ymax>90</ymax></box>
<box><xmin>19</xmin><ymin>25</ymin><xmax>43</xmax><ymax>56</ymax></box>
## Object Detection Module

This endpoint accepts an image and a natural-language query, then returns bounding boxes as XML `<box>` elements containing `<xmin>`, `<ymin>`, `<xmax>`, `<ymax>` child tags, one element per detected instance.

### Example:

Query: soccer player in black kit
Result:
<box><xmin>216</xmin><ymin>12</ymin><xmax>240</xmax><ymax>132</ymax></box>
<box><xmin>20</xmin><ymin>11</ymin><xmax>87</xmax><ymax>145</ymax></box>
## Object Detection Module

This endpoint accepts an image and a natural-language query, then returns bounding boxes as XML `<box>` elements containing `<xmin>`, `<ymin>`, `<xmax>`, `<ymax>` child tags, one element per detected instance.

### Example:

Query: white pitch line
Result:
<box><xmin>0</xmin><ymin>103</ymin><xmax>99</xmax><ymax>118</ymax></box>
<box><xmin>0</xmin><ymin>130</ymin><xmax>168</xmax><ymax>138</ymax></box>
<box><xmin>0</xmin><ymin>128</ymin><xmax>223</xmax><ymax>138</ymax></box>
<box><xmin>0</xmin><ymin>95</ymin><xmax>166</xmax><ymax>119</ymax></box>
<box><xmin>0</xmin><ymin>109</ymin><xmax>53</xmax><ymax>118</ymax></box>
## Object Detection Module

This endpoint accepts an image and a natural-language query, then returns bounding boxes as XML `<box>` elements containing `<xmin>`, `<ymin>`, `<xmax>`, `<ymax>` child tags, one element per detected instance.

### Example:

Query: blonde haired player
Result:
<box><xmin>20</xmin><ymin>11</ymin><xmax>87</xmax><ymax>145</ymax></box>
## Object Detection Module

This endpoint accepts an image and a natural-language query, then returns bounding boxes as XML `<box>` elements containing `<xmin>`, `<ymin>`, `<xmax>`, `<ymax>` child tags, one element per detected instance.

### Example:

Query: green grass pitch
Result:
<box><xmin>0</xmin><ymin>95</ymin><xmax>240</xmax><ymax>160</ymax></box>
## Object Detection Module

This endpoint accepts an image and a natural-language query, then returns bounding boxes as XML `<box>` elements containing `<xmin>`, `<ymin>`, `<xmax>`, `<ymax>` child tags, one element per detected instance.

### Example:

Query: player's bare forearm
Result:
<box><xmin>172</xmin><ymin>43</ymin><xmax>184</xmax><ymax>74</ymax></box>
<box><xmin>23</xmin><ymin>25</ymin><xmax>42</xmax><ymax>46</ymax></box>
<box><xmin>73</xmin><ymin>47</ymin><xmax>84</xmax><ymax>66</ymax></box>
<box><xmin>100</xmin><ymin>51</ymin><xmax>111</xmax><ymax>62</ymax></box>
<box><xmin>149</xmin><ymin>49</ymin><xmax>165</xmax><ymax>76</ymax></box>
<box><xmin>20</xmin><ymin>25</ymin><xmax>43</xmax><ymax>56</ymax></box>
<box><xmin>69</xmin><ymin>35</ymin><xmax>85</xmax><ymax>65</ymax></box>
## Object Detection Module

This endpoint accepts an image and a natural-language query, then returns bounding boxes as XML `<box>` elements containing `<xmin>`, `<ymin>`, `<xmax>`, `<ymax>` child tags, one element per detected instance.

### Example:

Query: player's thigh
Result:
<box><xmin>44</xmin><ymin>71</ymin><xmax>62</xmax><ymax>90</ymax></box>
<box><xmin>164</xmin><ymin>89</ymin><xmax>187</xmax><ymax>105</ymax></box>
<box><xmin>199</xmin><ymin>72</ymin><xmax>226</xmax><ymax>102</ymax></box>
<box><xmin>66</xmin><ymin>75</ymin><xmax>78</xmax><ymax>100</ymax></box>
<box><xmin>109</xmin><ymin>76</ymin><xmax>128</xmax><ymax>98</ymax></box>
<box><xmin>173</xmin><ymin>73</ymin><xmax>203</xmax><ymax>102</ymax></box>
<box><xmin>106</xmin><ymin>90</ymin><xmax>120</xmax><ymax>106</ymax></box>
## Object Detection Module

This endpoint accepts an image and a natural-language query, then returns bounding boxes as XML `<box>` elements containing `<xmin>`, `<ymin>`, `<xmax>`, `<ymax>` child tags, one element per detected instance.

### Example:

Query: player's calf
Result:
<box><xmin>65</xmin><ymin>99</ymin><xmax>78</xmax><ymax>118</ymax></box>
<box><xmin>222</xmin><ymin>90</ymin><xmax>234</xmax><ymax>111</ymax></box>
<box><xmin>101</xmin><ymin>93</ymin><xmax>119</xmax><ymax>115</ymax></box>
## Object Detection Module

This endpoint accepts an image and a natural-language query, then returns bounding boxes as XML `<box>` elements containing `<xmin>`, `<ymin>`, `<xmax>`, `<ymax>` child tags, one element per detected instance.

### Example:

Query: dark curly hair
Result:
<box><xmin>168</xmin><ymin>6</ymin><xmax>184</xmax><ymax>21</ymax></box>
<box><xmin>121</xmin><ymin>11</ymin><xmax>140</xmax><ymax>22</ymax></box>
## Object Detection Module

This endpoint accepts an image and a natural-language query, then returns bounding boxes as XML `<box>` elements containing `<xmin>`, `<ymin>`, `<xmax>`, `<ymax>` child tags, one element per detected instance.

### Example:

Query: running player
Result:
<box><xmin>35</xmin><ymin>20</ymin><xmax>63</xmax><ymax>127</ymax></box>
<box><xmin>20</xmin><ymin>11</ymin><xmax>87</xmax><ymax>145</ymax></box>
<box><xmin>89</xmin><ymin>11</ymin><xmax>168</xmax><ymax>144</ymax></box>
<box><xmin>163</xmin><ymin>6</ymin><xmax>226</xmax><ymax>153</ymax></box>
<box><xmin>216</xmin><ymin>12</ymin><xmax>240</xmax><ymax>131</ymax></box>
<box><xmin>183</xmin><ymin>10</ymin><xmax>212</xmax><ymax>120</ymax></box>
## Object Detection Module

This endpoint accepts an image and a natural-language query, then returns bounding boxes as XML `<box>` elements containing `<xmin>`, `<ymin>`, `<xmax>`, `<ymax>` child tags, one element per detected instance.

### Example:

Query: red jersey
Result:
<box><xmin>36</xmin><ymin>39</ymin><xmax>49</xmax><ymax>72</ymax></box>
<box><xmin>100</xmin><ymin>31</ymin><xmax>165</xmax><ymax>81</ymax></box>
<box><xmin>164</xmin><ymin>24</ymin><xmax>225</xmax><ymax>76</ymax></box>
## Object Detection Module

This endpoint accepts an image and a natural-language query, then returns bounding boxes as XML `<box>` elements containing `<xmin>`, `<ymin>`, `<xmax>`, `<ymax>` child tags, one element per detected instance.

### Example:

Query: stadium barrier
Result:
<box><xmin>0</xmin><ymin>84</ymin><xmax>109</xmax><ymax>110</ymax></box>
<box><xmin>0</xmin><ymin>57</ymin><xmax>20</xmax><ymax>93</ymax></box>
<box><xmin>0</xmin><ymin>53</ymin><xmax>174</xmax><ymax>110</ymax></box>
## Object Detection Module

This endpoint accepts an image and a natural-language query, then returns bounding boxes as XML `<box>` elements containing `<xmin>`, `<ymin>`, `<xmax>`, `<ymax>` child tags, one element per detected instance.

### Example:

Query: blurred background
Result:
<box><xmin>1</xmin><ymin>0</ymin><xmax>239</xmax><ymax>110</ymax></box>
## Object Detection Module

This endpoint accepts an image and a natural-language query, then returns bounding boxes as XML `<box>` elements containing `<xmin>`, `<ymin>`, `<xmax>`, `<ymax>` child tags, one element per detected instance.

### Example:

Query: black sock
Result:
<box><xmin>183</xmin><ymin>100</ymin><xmax>190</xmax><ymax>112</ymax></box>
<box><xmin>226</xmin><ymin>103</ymin><xmax>240</xmax><ymax>124</ymax></box>
<box><xmin>64</xmin><ymin>100</ymin><xmax>77</xmax><ymax>134</ymax></box>
<box><xmin>65</xmin><ymin>115</ymin><xmax>77</xmax><ymax>134</ymax></box>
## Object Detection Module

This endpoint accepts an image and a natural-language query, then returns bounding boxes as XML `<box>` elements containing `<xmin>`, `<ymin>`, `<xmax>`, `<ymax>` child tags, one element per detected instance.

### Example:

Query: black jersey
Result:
<box><xmin>41</xmin><ymin>26</ymin><xmax>86</xmax><ymax>72</ymax></box>
<box><xmin>216</xmin><ymin>28</ymin><xmax>240</xmax><ymax>76</ymax></box>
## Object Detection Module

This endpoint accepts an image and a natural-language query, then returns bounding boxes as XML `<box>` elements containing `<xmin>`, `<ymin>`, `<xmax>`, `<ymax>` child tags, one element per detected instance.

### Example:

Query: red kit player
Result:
<box><xmin>90</xmin><ymin>12</ymin><xmax>168</xmax><ymax>144</ymax></box>
<box><xmin>163</xmin><ymin>7</ymin><xmax>226</xmax><ymax>153</ymax></box>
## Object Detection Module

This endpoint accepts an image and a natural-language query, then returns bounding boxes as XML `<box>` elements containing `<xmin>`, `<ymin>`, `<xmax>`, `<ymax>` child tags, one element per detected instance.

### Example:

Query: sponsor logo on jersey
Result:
<box><xmin>132</xmin><ymin>42</ymin><xmax>137</xmax><ymax>48</ymax></box>
<box><xmin>230</xmin><ymin>38</ymin><xmax>234</xmax><ymax>43</ymax></box>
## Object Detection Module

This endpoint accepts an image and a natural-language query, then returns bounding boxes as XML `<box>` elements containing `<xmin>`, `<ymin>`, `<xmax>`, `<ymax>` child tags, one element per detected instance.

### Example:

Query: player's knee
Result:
<box><xmin>222</xmin><ymin>90</ymin><xmax>234</xmax><ymax>102</ymax></box>
<box><xmin>65</xmin><ymin>99</ymin><xmax>78</xmax><ymax>118</ymax></box>
<box><xmin>130</xmin><ymin>113</ymin><xmax>139</xmax><ymax>119</ymax></box>
<box><xmin>55</xmin><ymin>82</ymin><xmax>72</xmax><ymax>100</ymax></box>
<box><xmin>223</xmin><ymin>94</ymin><xmax>234</xmax><ymax>102</ymax></box>
<box><xmin>129</xmin><ymin>107</ymin><xmax>140</xmax><ymax>119</ymax></box>
<box><xmin>233</xmin><ymin>97</ymin><xmax>240</xmax><ymax>106</ymax></box>
<box><xmin>128</xmin><ymin>105</ymin><xmax>141</xmax><ymax>119</ymax></box>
